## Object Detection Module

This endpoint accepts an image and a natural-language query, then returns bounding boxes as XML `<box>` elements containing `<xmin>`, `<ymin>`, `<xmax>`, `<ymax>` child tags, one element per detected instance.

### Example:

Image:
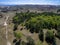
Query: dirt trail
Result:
<box><xmin>4</xmin><ymin>16</ymin><xmax>11</xmax><ymax>45</ymax></box>
<box><xmin>0</xmin><ymin>12</ymin><xmax>15</xmax><ymax>45</ymax></box>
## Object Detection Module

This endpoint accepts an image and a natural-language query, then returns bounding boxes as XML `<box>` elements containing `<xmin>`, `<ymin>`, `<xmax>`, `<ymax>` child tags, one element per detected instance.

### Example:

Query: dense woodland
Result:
<box><xmin>13</xmin><ymin>11</ymin><xmax>60</xmax><ymax>45</ymax></box>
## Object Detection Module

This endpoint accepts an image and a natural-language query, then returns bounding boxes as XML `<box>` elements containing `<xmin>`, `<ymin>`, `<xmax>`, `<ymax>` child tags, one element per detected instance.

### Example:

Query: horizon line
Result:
<box><xmin>0</xmin><ymin>4</ymin><xmax>60</xmax><ymax>6</ymax></box>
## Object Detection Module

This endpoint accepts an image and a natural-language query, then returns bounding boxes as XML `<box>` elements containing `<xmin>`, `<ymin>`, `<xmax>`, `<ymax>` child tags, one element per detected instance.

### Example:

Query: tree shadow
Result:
<box><xmin>13</xmin><ymin>39</ymin><xmax>17</xmax><ymax>43</ymax></box>
<box><xmin>15</xmin><ymin>40</ymin><xmax>21</xmax><ymax>45</ymax></box>
<box><xmin>46</xmin><ymin>38</ymin><xmax>56</xmax><ymax>45</ymax></box>
<box><xmin>13</xmin><ymin>39</ymin><xmax>21</xmax><ymax>45</ymax></box>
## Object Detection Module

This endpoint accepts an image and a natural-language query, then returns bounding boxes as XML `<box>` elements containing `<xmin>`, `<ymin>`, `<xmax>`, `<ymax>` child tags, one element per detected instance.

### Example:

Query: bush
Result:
<box><xmin>45</xmin><ymin>30</ymin><xmax>54</xmax><ymax>43</ymax></box>
<box><xmin>14</xmin><ymin>31</ymin><xmax>23</xmax><ymax>39</ymax></box>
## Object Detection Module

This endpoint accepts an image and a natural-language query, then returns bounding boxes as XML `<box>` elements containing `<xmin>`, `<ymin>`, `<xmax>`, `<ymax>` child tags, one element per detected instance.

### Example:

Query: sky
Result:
<box><xmin>0</xmin><ymin>0</ymin><xmax>60</xmax><ymax>5</ymax></box>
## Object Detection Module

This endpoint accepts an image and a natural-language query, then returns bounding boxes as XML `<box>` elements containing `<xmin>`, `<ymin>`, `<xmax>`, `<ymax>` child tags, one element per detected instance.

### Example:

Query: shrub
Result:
<box><xmin>45</xmin><ymin>30</ymin><xmax>54</xmax><ymax>43</ymax></box>
<box><xmin>14</xmin><ymin>31</ymin><xmax>23</xmax><ymax>39</ymax></box>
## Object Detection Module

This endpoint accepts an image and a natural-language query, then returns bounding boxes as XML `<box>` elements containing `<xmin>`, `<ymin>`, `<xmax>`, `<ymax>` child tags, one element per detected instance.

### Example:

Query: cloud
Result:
<box><xmin>0</xmin><ymin>0</ymin><xmax>60</xmax><ymax>5</ymax></box>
